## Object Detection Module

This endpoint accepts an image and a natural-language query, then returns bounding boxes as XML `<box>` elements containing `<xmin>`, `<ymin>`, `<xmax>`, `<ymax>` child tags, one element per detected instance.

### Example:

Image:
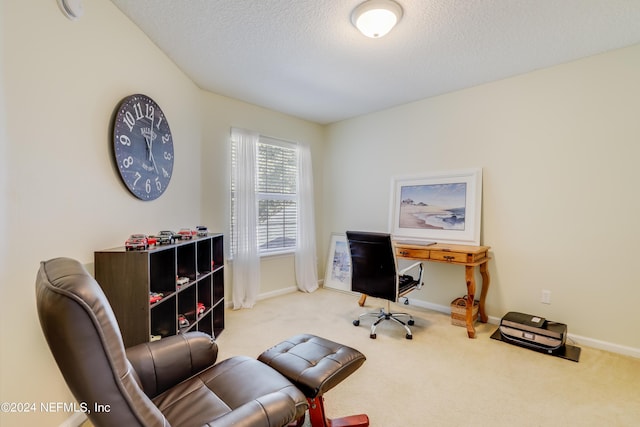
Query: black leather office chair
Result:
<box><xmin>346</xmin><ymin>231</ymin><xmax>424</xmax><ymax>340</ymax></box>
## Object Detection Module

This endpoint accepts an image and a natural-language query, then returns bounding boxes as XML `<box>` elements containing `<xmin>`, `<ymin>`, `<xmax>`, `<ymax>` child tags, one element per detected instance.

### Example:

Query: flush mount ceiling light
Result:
<box><xmin>57</xmin><ymin>0</ymin><xmax>84</xmax><ymax>21</ymax></box>
<box><xmin>351</xmin><ymin>0</ymin><xmax>403</xmax><ymax>38</ymax></box>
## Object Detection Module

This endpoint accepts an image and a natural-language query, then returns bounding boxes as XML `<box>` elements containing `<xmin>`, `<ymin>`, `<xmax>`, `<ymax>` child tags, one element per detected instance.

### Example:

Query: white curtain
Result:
<box><xmin>295</xmin><ymin>144</ymin><xmax>318</xmax><ymax>292</ymax></box>
<box><xmin>231</xmin><ymin>128</ymin><xmax>260</xmax><ymax>309</ymax></box>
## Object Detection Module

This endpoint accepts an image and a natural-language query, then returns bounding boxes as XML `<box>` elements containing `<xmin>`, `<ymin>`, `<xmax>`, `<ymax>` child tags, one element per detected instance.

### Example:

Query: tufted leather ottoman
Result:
<box><xmin>259</xmin><ymin>334</ymin><xmax>369</xmax><ymax>427</ymax></box>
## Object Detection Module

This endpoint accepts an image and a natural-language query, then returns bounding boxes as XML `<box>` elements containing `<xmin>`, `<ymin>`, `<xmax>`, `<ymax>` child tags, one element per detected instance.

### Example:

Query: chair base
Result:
<box><xmin>288</xmin><ymin>398</ymin><xmax>370</xmax><ymax>427</ymax></box>
<box><xmin>306</xmin><ymin>396</ymin><xmax>369</xmax><ymax>427</ymax></box>
<box><xmin>353</xmin><ymin>303</ymin><xmax>415</xmax><ymax>339</ymax></box>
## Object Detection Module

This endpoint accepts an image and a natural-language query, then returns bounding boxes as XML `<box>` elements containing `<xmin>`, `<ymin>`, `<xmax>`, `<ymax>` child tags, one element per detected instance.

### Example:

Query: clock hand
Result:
<box><xmin>142</xmin><ymin>131</ymin><xmax>159</xmax><ymax>174</ymax></box>
<box><xmin>148</xmin><ymin>126</ymin><xmax>159</xmax><ymax>174</ymax></box>
<box><xmin>149</xmin><ymin>149</ymin><xmax>159</xmax><ymax>174</ymax></box>
<box><xmin>143</xmin><ymin>132</ymin><xmax>152</xmax><ymax>161</ymax></box>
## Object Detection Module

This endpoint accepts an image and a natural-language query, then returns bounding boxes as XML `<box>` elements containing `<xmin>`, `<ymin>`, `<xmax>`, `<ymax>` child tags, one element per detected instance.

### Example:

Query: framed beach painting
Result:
<box><xmin>323</xmin><ymin>233</ymin><xmax>352</xmax><ymax>292</ymax></box>
<box><xmin>389</xmin><ymin>168</ymin><xmax>483</xmax><ymax>246</ymax></box>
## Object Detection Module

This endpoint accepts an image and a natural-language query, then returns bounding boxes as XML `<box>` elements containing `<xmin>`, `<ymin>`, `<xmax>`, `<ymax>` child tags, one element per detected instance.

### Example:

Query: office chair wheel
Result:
<box><xmin>408</xmin><ymin>319</ymin><xmax>415</xmax><ymax>326</ymax></box>
<box><xmin>353</xmin><ymin>320</ymin><xmax>360</xmax><ymax>326</ymax></box>
<box><xmin>406</xmin><ymin>334</ymin><xmax>412</xmax><ymax>340</ymax></box>
<box><xmin>370</xmin><ymin>333</ymin><xmax>376</xmax><ymax>339</ymax></box>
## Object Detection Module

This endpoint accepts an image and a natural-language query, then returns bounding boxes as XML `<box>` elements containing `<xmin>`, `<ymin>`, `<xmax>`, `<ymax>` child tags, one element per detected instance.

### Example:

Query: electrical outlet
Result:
<box><xmin>541</xmin><ymin>289</ymin><xmax>551</xmax><ymax>304</ymax></box>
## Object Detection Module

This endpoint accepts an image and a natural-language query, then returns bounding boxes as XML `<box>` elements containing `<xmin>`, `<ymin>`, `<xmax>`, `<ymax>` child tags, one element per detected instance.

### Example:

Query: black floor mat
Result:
<box><xmin>490</xmin><ymin>328</ymin><xmax>581</xmax><ymax>362</ymax></box>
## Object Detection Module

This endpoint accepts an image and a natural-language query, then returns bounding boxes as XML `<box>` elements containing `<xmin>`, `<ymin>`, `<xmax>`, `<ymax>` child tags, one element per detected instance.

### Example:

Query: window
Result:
<box><xmin>231</xmin><ymin>135</ymin><xmax>298</xmax><ymax>256</ymax></box>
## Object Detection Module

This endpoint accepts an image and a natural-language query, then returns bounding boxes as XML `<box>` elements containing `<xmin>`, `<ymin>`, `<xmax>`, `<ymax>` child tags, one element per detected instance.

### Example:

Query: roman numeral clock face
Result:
<box><xmin>113</xmin><ymin>94</ymin><xmax>174</xmax><ymax>200</ymax></box>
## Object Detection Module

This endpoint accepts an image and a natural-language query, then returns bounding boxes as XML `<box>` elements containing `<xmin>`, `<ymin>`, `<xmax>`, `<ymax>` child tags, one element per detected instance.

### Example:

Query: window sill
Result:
<box><xmin>261</xmin><ymin>250</ymin><xmax>295</xmax><ymax>259</ymax></box>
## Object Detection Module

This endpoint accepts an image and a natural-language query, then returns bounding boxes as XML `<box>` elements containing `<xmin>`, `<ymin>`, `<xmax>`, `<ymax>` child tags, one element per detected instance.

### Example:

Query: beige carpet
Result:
<box><xmin>215</xmin><ymin>288</ymin><xmax>640</xmax><ymax>427</ymax></box>
<box><xmin>82</xmin><ymin>288</ymin><xmax>639</xmax><ymax>427</ymax></box>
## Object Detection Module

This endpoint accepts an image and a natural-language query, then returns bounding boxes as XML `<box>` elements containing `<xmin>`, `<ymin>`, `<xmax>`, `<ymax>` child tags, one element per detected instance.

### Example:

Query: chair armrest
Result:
<box><xmin>126</xmin><ymin>331</ymin><xmax>218</xmax><ymax>398</ymax></box>
<box><xmin>399</xmin><ymin>261</ymin><xmax>422</xmax><ymax>275</ymax></box>
<box><xmin>399</xmin><ymin>261</ymin><xmax>424</xmax><ymax>289</ymax></box>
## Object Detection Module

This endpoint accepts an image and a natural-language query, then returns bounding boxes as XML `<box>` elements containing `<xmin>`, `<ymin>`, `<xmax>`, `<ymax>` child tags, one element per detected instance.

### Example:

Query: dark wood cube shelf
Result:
<box><xmin>95</xmin><ymin>234</ymin><xmax>224</xmax><ymax>348</ymax></box>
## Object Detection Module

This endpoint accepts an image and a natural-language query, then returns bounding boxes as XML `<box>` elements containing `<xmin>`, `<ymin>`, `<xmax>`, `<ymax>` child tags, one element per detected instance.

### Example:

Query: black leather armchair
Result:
<box><xmin>35</xmin><ymin>257</ymin><xmax>307</xmax><ymax>427</ymax></box>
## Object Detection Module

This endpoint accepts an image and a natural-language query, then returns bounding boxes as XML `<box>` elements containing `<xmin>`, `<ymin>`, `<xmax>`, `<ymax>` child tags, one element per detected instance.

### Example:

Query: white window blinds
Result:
<box><xmin>231</xmin><ymin>135</ymin><xmax>298</xmax><ymax>256</ymax></box>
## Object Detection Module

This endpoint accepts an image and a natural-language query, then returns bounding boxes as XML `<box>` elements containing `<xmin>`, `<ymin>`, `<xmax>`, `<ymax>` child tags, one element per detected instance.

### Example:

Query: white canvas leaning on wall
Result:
<box><xmin>323</xmin><ymin>233</ymin><xmax>352</xmax><ymax>292</ymax></box>
<box><xmin>389</xmin><ymin>168</ymin><xmax>483</xmax><ymax>246</ymax></box>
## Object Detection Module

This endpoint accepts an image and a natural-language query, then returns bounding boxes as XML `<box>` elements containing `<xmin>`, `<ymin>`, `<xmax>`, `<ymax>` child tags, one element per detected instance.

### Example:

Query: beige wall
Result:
<box><xmin>0</xmin><ymin>1</ymin><xmax>322</xmax><ymax>425</ymax></box>
<box><xmin>323</xmin><ymin>43</ymin><xmax>640</xmax><ymax>352</ymax></box>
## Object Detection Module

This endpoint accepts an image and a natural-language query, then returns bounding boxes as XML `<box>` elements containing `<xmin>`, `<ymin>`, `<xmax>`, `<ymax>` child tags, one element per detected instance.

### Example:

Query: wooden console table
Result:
<box><xmin>358</xmin><ymin>242</ymin><xmax>491</xmax><ymax>339</ymax></box>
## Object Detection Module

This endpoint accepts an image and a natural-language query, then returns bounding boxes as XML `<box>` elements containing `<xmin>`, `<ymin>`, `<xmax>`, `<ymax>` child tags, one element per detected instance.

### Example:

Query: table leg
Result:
<box><xmin>465</xmin><ymin>266</ymin><xmax>477</xmax><ymax>338</ymax></box>
<box><xmin>478</xmin><ymin>261</ymin><xmax>490</xmax><ymax>323</ymax></box>
<box><xmin>358</xmin><ymin>294</ymin><xmax>367</xmax><ymax>307</ymax></box>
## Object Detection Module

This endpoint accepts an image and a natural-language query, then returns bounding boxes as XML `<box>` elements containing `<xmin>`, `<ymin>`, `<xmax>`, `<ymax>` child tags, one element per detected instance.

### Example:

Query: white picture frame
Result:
<box><xmin>389</xmin><ymin>168</ymin><xmax>483</xmax><ymax>246</ymax></box>
<box><xmin>323</xmin><ymin>233</ymin><xmax>352</xmax><ymax>292</ymax></box>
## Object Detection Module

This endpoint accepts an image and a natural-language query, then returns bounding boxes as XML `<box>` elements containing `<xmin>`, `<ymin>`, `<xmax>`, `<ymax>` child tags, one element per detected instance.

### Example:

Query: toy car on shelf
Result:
<box><xmin>178</xmin><ymin>228</ymin><xmax>196</xmax><ymax>240</ymax></box>
<box><xmin>153</xmin><ymin>230</ymin><xmax>180</xmax><ymax>245</ymax></box>
<box><xmin>149</xmin><ymin>292</ymin><xmax>164</xmax><ymax>304</ymax></box>
<box><xmin>176</xmin><ymin>276</ymin><xmax>189</xmax><ymax>287</ymax></box>
<box><xmin>196</xmin><ymin>225</ymin><xmax>208</xmax><ymax>236</ymax></box>
<box><xmin>197</xmin><ymin>302</ymin><xmax>206</xmax><ymax>317</ymax></box>
<box><xmin>125</xmin><ymin>234</ymin><xmax>155</xmax><ymax>251</ymax></box>
<box><xmin>178</xmin><ymin>314</ymin><xmax>189</xmax><ymax>328</ymax></box>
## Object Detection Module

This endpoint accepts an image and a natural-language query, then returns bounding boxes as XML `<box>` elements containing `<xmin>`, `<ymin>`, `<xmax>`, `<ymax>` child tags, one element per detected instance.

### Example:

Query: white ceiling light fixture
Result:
<box><xmin>351</xmin><ymin>0</ymin><xmax>403</xmax><ymax>38</ymax></box>
<box><xmin>57</xmin><ymin>0</ymin><xmax>84</xmax><ymax>21</ymax></box>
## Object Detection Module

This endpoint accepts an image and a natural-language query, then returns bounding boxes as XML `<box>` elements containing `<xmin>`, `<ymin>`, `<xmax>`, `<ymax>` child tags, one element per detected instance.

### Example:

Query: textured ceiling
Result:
<box><xmin>109</xmin><ymin>0</ymin><xmax>640</xmax><ymax>124</ymax></box>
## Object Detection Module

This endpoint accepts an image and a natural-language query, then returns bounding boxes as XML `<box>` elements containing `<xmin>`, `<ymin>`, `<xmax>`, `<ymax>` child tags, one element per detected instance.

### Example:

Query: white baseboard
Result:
<box><xmin>258</xmin><ymin>286</ymin><xmax>299</xmax><ymax>301</ymax></box>
<box><xmin>403</xmin><ymin>297</ymin><xmax>449</xmax><ymax>314</ymax></box>
<box><xmin>224</xmin><ymin>286</ymin><xmax>299</xmax><ymax>308</ymax></box>
<box><xmin>565</xmin><ymin>333</ymin><xmax>640</xmax><ymax>359</ymax></box>
<box><xmin>404</xmin><ymin>297</ymin><xmax>640</xmax><ymax>359</ymax></box>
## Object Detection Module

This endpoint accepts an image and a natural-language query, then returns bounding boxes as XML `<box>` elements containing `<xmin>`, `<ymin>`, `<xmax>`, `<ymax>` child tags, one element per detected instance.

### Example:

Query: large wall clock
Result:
<box><xmin>112</xmin><ymin>94</ymin><xmax>174</xmax><ymax>200</ymax></box>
